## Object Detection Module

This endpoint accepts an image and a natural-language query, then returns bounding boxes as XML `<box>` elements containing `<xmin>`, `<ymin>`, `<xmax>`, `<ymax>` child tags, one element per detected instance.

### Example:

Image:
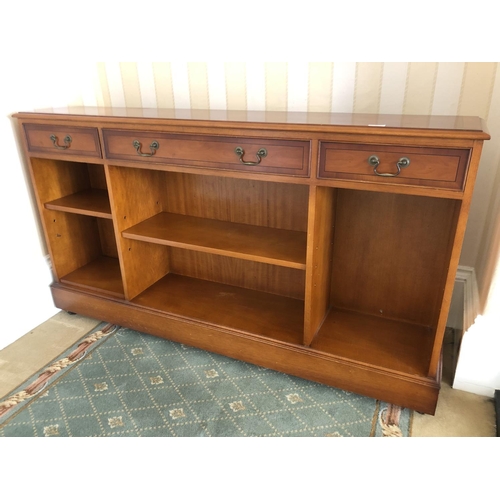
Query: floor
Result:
<box><xmin>0</xmin><ymin>311</ymin><xmax>497</xmax><ymax>437</ymax></box>
<box><xmin>412</xmin><ymin>328</ymin><xmax>496</xmax><ymax>437</ymax></box>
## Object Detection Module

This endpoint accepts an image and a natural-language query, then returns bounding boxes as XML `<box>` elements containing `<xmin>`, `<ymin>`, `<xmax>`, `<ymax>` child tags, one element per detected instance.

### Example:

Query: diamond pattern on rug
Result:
<box><xmin>0</xmin><ymin>327</ymin><xmax>412</xmax><ymax>437</ymax></box>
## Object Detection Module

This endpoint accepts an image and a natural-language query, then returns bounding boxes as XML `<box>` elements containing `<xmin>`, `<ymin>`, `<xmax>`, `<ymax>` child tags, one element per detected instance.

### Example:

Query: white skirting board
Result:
<box><xmin>452</xmin><ymin>266</ymin><xmax>499</xmax><ymax>398</ymax></box>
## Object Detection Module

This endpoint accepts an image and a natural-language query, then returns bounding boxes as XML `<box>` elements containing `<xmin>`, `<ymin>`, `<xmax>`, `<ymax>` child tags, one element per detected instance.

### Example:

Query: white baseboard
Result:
<box><xmin>446</xmin><ymin>266</ymin><xmax>477</xmax><ymax>386</ymax></box>
<box><xmin>454</xmin><ymin>266</ymin><xmax>479</xmax><ymax>332</ymax></box>
<box><xmin>452</xmin><ymin>379</ymin><xmax>496</xmax><ymax>398</ymax></box>
<box><xmin>452</xmin><ymin>266</ymin><xmax>499</xmax><ymax>397</ymax></box>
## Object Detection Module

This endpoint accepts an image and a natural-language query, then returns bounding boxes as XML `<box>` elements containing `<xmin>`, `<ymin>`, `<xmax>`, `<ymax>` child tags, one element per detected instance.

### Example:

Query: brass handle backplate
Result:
<box><xmin>133</xmin><ymin>139</ymin><xmax>159</xmax><ymax>157</ymax></box>
<box><xmin>235</xmin><ymin>147</ymin><xmax>268</xmax><ymax>165</ymax></box>
<box><xmin>50</xmin><ymin>134</ymin><xmax>72</xmax><ymax>150</ymax></box>
<box><xmin>368</xmin><ymin>155</ymin><xmax>410</xmax><ymax>177</ymax></box>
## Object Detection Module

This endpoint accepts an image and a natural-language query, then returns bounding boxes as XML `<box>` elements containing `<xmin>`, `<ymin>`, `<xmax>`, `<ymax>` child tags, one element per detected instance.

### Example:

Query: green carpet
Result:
<box><xmin>0</xmin><ymin>323</ymin><xmax>413</xmax><ymax>437</ymax></box>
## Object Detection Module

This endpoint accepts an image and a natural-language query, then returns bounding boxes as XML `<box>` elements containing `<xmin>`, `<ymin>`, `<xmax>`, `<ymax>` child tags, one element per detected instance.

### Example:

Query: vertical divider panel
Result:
<box><xmin>427</xmin><ymin>141</ymin><xmax>485</xmax><ymax>378</ymax></box>
<box><xmin>105</xmin><ymin>165</ymin><xmax>170</xmax><ymax>300</ymax></box>
<box><xmin>88</xmin><ymin>163</ymin><xmax>108</xmax><ymax>190</ymax></box>
<box><xmin>304</xmin><ymin>184</ymin><xmax>336</xmax><ymax>346</ymax></box>
<box><xmin>97</xmin><ymin>218</ymin><xmax>119</xmax><ymax>258</ymax></box>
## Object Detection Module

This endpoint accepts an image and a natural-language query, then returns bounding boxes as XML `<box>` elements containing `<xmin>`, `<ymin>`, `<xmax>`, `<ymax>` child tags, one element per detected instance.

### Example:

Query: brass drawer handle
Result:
<box><xmin>368</xmin><ymin>155</ymin><xmax>410</xmax><ymax>177</ymax></box>
<box><xmin>50</xmin><ymin>134</ymin><xmax>72</xmax><ymax>150</ymax></box>
<box><xmin>133</xmin><ymin>139</ymin><xmax>159</xmax><ymax>157</ymax></box>
<box><xmin>235</xmin><ymin>147</ymin><xmax>268</xmax><ymax>165</ymax></box>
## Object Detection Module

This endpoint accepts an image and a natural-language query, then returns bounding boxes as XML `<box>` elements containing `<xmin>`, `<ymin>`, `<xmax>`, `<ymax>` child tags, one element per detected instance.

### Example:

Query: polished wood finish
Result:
<box><xmin>19</xmin><ymin>108</ymin><xmax>489</xmax><ymax>139</ymax></box>
<box><xmin>51</xmin><ymin>282</ymin><xmax>441</xmax><ymax>413</ymax></box>
<box><xmin>427</xmin><ymin>140</ymin><xmax>486</xmax><ymax>377</ymax></box>
<box><xmin>318</xmin><ymin>143</ymin><xmax>470</xmax><ymax>191</ymax></box>
<box><xmin>30</xmin><ymin>158</ymin><xmax>98</xmax><ymax>205</ymax></box>
<box><xmin>161</xmin><ymin>172</ymin><xmax>309</xmax><ymax>231</ymax></box>
<box><xmin>60</xmin><ymin>255</ymin><xmax>124</xmax><ymax>298</ymax></box>
<box><xmin>330</xmin><ymin>190</ymin><xmax>460</xmax><ymax>326</ymax></box>
<box><xmin>132</xmin><ymin>274</ymin><xmax>304</xmax><ymax>344</ymax></box>
<box><xmin>24</xmin><ymin>123</ymin><xmax>101</xmax><ymax>157</ymax></box>
<box><xmin>105</xmin><ymin>166</ymin><xmax>169</xmax><ymax>301</ymax></box>
<box><xmin>304</xmin><ymin>184</ymin><xmax>335</xmax><ymax>345</ymax></box>
<box><xmin>42</xmin><ymin>211</ymin><xmax>104</xmax><ymax>281</ymax></box>
<box><xmin>97</xmin><ymin>219</ymin><xmax>119</xmax><ymax>258</ymax></box>
<box><xmin>123</xmin><ymin>212</ymin><xmax>307</xmax><ymax>270</ymax></box>
<box><xmin>312</xmin><ymin>308</ymin><xmax>434</xmax><ymax>377</ymax></box>
<box><xmin>45</xmin><ymin>189</ymin><xmax>112</xmax><ymax>219</ymax></box>
<box><xmin>15</xmin><ymin>108</ymin><xmax>489</xmax><ymax>415</ymax></box>
<box><xmin>168</xmin><ymin>248</ymin><xmax>305</xmax><ymax>300</ymax></box>
<box><xmin>103</xmin><ymin>129</ymin><xmax>310</xmax><ymax>177</ymax></box>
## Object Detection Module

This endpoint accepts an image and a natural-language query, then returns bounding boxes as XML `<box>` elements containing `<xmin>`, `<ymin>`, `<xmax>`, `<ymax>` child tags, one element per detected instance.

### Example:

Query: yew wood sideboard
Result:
<box><xmin>14</xmin><ymin>108</ymin><xmax>489</xmax><ymax>414</ymax></box>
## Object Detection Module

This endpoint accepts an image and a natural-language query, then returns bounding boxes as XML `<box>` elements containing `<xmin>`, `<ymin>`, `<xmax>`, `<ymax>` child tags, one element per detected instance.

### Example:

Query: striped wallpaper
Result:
<box><xmin>67</xmin><ymin>62</ymin><xmax>498</xmax><ymax>120</ymax></box>
<box><xmin>40</xmin><ymin>62</ymin><xmax>500</xmax><ymax>311</ymax></box>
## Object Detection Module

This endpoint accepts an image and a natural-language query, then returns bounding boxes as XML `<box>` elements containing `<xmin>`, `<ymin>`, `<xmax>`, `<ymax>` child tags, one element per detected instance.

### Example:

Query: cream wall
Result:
<box><xmin>3</xmin><ymin>62</ymin><xmax>500</xmax><ymax>367</ymax></box>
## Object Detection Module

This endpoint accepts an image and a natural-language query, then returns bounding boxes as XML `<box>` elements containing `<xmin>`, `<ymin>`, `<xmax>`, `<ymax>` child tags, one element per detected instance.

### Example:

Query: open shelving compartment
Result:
<box><xmin>308</xmin><ymin>186</ymin><xmax>461</xmax><ymax>379</ymax></box>
<box><xmin>29</xmin><ymin>158</ymin><xmax>124</xmax><ymax>298</ymax></box>
<box><xmin>107</xmin><ymin>166</ymin><xmax>309</xmax><ymax>345</ymax></box>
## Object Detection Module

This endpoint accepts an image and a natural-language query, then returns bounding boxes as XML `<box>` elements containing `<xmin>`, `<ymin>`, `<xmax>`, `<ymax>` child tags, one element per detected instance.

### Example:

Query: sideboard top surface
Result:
<box><xmin>13</xmin><ymin>107</ymin><xmax>490</xmax><ymax>140</ymax></box>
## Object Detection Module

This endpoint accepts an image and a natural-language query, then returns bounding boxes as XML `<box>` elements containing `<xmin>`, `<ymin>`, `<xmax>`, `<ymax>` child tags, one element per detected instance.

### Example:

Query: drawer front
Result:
<box><xmin>103</xmin><ymin>129</ymin><xmax>310</xmax><ymax>177</ymax></box>
<box><xmin>24</xmin><ymin>124</ymin><xmax>101</xmax><ymax>158</ymax></box>
<box><xmin>318</xmin><ymin>143</ymin><xmax>470</xmax><ymax>190</ymax></box>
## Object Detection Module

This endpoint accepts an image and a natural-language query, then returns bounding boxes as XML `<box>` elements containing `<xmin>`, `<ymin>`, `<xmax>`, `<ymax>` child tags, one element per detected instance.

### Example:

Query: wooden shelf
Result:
<box><xmin>132</xmin><ymin>273</ymin><xmax>304</xmax><ymax>345</ymax></box>
<box><xmin>311</xmin><ymin>308</ymin><xmax>434</xmax><ymax>377</ymax></box>
<box><xmin>45</xmin><ymin>189</ymin><xmax>112</xmax><ymax>219</ymax></box>
<box><xmin>60</xmin><ymin>256</ymin><xmax>124</xmax><ymax>298</ymax></box>
<box><xmin>123</xmin><ymin>212</ymin><xmax>307</xmax><ymax>269</ymax></box>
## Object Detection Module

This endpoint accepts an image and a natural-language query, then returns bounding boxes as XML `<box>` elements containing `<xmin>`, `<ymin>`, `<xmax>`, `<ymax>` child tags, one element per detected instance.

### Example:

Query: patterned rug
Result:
<box><xmin>0</xmin><ymin>323</ymin><xmax>413</xmax><ymax>437</ymax></box>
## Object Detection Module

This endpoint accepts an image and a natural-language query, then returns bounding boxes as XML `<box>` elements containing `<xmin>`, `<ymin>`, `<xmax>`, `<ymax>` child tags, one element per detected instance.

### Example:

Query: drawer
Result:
<box><xmin>318</xmin><ymin>143</ymin><xmax>470</xmax><ymax>190</ymax></box>
<box><xmin>102</xmin><ymin>129</ymin><xmax>310</xmax><ymax>177</ymax></box>
<box><xmin>24</xmin><ymin>124</ymin><xmax>101</xmax><ymax>158</ymax></box>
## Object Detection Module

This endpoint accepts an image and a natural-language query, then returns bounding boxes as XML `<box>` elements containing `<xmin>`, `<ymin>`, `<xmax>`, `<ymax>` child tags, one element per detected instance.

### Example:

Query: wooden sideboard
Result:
<box><xmin>14</xmin><ymin>108</ymin><xmax>489</xmax><ymax>414</ymax></box>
